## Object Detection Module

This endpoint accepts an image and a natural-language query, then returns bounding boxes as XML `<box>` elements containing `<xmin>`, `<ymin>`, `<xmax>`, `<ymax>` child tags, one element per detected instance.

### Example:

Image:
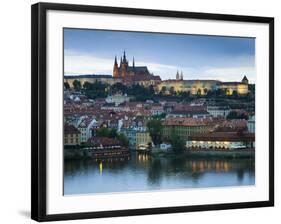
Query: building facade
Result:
<box><xmin>207</xmin><ymin>106</ymin><xmax>231</xmax><ymax>118</ymax></box>
<box><xmin>157</xmin><ymin>73</ymin><xmax>249</xmax><ymax>95</ymax></box>
<box><xmin>136</xmin><ymin>131</ymin><xmax>152</xmax><ymax>150</ymax></box>
<box><xmin>64</xmin><ymin>124</ymin><xmax>81</xmax><ymax>146</ymax></box>
<box><xmin>162</xmin><ymin>118</ymin><xmax>210</xmax><ymax>141</ymax></box>
<box><xmin>186</xmin><ymin>131</ymin><xmax>255</xmax><ymax>149</ymax></box>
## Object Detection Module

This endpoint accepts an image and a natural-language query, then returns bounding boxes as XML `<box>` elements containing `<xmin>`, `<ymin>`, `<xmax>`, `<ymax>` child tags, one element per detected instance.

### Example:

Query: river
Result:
<box><xmin>64</xmin><ymin>153</ymin><xmax>255</xmax><ymax>195</ymax></box>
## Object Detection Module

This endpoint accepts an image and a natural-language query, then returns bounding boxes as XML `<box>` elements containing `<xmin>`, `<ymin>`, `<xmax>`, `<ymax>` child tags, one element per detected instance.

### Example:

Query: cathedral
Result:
<box><xmin>113</xmin><ymin>51</ymin><xmax>161</xmax><ymax>86</ymax></box>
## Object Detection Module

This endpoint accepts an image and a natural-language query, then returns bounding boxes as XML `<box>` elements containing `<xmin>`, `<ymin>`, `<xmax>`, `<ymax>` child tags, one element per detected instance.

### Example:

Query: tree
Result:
<box><xmin>203</xmin><ymin>88</ymin><xmax>208</xmax><ymax>95</ymax></box>
<box><xmin>232</xmin><ymin>90</ymin><xmax>238</xmax><ymax>98</ymax></box>
<box><xmin>108</xmin><ymin>128</ymin><xmax>118</xmax><ymax>138</ymax></box>
<box><xmin>110</xmin><ymin>82</ymin><xmax>127</xmax><ymax>94</ymax></box>
<box><xmin>197</xmin><ymin>88</ymin><xmax>202</xmax><ymax>96</ymax></box>
<box><xmin>82</xmin><ymin>81</ymin><xmax>109</xmax><ymax>99</ymax></box>
<box><xmin>117</xmin><ymin>133</ymin><xmax>129</xmax><ymax>147</ymax></box>
<box><xmin>82</xmin><ymin>81</ymin><xmax>92</xmax><ymax>89</ymax></box>
<box><xmin>227</xmin><ymin>111</ymin><xmax>249</xmax><ymax>120</ymax></box>
<box><xmin>147</xmin><ymin>119</ymin><xmax>163</xmax><ymax>146</ymax></box>
<box><xmin>64</xmin><ymin>82</ymin><xmax>70</xmax><ymax>90</ymax></box>
<box><xmin>170</xmin><ymin>133</ymin><xmax>185</xmax><ymax>154</ymax></box>
<box><xmin>148</xmin><ymin>85</ymin><xmax>155</xmax><ymax>95</ymax></box>
<box><xmin>160</xmin><ymin>86</ymin><xmax>167</xmax><ymax>95</ymax></box>
<box><xmin>72</xmin><ymin>79</ymin><xmax>81</xmax><ymax>91</ymax></box>
<box><xmin>169</xmin><ymin>87</ymin><xmax>175</xmax><ymax>95</ymax></box>
<box><xmin>96</xmin><ymin>127</ymin><xmax>110</xmax><ymax>137</ymax></box>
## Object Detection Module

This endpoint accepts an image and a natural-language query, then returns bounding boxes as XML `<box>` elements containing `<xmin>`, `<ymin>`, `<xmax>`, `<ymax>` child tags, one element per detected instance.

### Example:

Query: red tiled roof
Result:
<box><xmin>163</xmin><ymin>118</ymin><xmax>210</xmax><ymax>127</ymax></box>
<box><xmin>64</xmin><ymin>124</ymin><xmax>80</xmax><ymax>134</ymax></box>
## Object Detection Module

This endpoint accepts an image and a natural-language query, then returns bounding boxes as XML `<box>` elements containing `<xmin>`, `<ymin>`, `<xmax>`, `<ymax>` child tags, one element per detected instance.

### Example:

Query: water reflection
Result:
<box><xmin>64</xmin><ymin>153</ymin><xmax>255</xmax><ymax>195</ymax></box>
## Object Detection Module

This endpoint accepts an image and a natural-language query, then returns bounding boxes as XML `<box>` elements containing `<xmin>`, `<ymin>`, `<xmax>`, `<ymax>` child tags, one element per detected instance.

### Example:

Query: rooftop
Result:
<box><xmin>163</xmin><ymin>118</ymin><xmax>210</xmax><ymax>127</ymax></box>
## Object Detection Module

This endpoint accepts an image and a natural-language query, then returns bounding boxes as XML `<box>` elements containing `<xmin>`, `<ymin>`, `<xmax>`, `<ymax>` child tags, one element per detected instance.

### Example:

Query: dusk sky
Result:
<box><xmin>64</xmin><ymin>28</ymin><xmax>255</xmax><ymax>83</ymax></box>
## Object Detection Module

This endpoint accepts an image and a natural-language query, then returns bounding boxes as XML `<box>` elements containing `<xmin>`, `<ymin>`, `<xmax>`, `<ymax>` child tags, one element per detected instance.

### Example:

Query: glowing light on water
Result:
<box><xmin>99</xmin><ymin>161</ymin><xmax>103</xmax><ymax>175</ymax></box>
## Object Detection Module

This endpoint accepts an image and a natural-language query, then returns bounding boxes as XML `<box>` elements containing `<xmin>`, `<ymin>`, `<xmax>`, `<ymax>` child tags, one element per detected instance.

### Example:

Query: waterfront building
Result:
<box><xmin>87</xmin><ymin>136</ymin><xmax>130</xmax><ymax>158</ymax></box>
<box><xmin>136</xmin><ymin>131</ymin><xmax>152</xmax><ymax>150</ymax></box>
<box><xmin>64</xmin><ymin>124</ymin><xmax>81</xmax><ymax>146</ymax></box>
<box><xmin>162</xmin><ymin>118</ymin><xmax>210</xmax><ymax>141</ymax></box>
<box><xmin>186</xmin><ymin>131</ymin><xmax>255</xmax><ymax>149</ymax></box>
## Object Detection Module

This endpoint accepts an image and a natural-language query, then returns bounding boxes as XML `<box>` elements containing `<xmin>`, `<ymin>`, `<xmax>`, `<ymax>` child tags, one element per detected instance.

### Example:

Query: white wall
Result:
<box><xmin>0</xmin><ymin>0</ymin><xmax>280</xmax><ymax>223</ymax></box>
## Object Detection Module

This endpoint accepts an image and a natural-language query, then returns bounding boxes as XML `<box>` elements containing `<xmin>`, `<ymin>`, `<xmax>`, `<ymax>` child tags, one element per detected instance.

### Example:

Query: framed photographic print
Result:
<box><xmin>31</xmin><ymin>2</ymin><xmax>274</xmax><ymax>222</ymax></box>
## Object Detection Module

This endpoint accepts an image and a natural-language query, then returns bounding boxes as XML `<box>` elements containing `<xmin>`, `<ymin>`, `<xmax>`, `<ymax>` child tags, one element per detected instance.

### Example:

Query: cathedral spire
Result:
<box><xmin>133</xmin><ymin>57</ymin><xmax>135</xmax><ymax>67</ymax></box>
<box><xmin>123</xmin><ymin>50</ymin><xmax>127</xmax><ymax>62</ymax></box>
<box><xmin>176</xmin><ymin>70</ymin><xmax>179</xmax><ymax>80</ymax></box>
<box><xmin>114</xmin><ymin>56</ymin><xmax>118</xmax><ymax>66</ymax></box>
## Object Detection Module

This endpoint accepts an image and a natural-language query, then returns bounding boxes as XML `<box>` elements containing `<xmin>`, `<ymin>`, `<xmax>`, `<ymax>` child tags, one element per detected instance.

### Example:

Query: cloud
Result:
<box><xmin>64</xmin><ymin>50</ymin><xmax>113</xmax><ymax>75</ymax></box>
<box><xmin>64</xmin><ymin>50</ymin><xmax>255</xmax><ymax>83</ymax></box>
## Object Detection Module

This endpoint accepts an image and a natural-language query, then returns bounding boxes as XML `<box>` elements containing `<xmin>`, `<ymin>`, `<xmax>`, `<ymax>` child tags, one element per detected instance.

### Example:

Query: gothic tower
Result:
<box><xmin>113</xmin><ymin>56</ymin><xmax>119</xmax><ymax>78</ymax></box>
<box><xmin>176</xmin><ymin>70</ymin><xmax>180</xmax><ymax>80</ymax></box>
<box><xmin>180</xmin><ymin>71</ymin><xmax>183</xmax><ymax>80</ymax></box>
<box><xmin>121</xmin><ymin>51</ymin><xmax>128</xmax><ymax>78</ymax></box>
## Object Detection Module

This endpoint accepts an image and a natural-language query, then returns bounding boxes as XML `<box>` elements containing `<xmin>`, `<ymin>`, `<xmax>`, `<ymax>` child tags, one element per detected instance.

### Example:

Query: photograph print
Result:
<box><xmin>63</xmin><ymin>28</ymin><xmax>255</xmax><ymax>195</ymax></box>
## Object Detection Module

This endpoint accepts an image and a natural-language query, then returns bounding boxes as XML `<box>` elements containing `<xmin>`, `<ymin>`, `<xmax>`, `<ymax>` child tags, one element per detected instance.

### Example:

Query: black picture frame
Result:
<box><xmin>31</xmin><ymin>2</ymin><xmax>274</xmax><ymax>222</ymax></box>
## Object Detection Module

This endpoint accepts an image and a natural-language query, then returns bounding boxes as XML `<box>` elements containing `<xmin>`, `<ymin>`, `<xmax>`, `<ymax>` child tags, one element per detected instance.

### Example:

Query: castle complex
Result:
<box><xmin>113</xmin><ymin>51</ymin><xmax>161</xmax><ymax>86</ymax></box>
<box><xmin>64</xmin><ymin>51</ymin><xmax>250</xmax><ymax>95</ymax></box>
<box><xmin>157</xmin><ymin>75</ymin><xmax>249</xmax><ymax>95</ymax></box>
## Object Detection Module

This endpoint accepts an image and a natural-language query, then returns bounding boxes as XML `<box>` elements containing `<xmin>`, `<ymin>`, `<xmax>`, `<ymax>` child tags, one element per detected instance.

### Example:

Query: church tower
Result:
<box><xmin>176</xmin><ymin>70</ymin><xmax>180</xmax><ymax>80</ymax></box>
<box><xmin>180</xmin><ymin>71</ymin><xmax>183</xmax><ymax>80</ymax></box>
<box><xmin>113</xmin><ymin>56</ymin><xmax>119</xmax><ymax>78</ymax></box>
<box><xmin>121</xmin><ymin>51</ymin><xmax>128</xmax><ymax>78</ymax></box>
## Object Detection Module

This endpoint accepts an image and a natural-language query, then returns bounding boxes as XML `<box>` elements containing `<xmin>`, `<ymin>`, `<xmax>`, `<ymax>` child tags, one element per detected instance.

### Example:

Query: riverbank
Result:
<box><xmin>64</xmin><ymin>147</ymin><xmax>255</xmax><ymax>160</ymax></box>
<box><xmin>151</xmin><ymin>149</ymin><xmax>255</xmax><ymax>159</ymax></box>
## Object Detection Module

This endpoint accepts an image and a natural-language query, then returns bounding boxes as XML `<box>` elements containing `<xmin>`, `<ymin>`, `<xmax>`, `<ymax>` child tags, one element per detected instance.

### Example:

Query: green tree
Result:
<box><xmin>160</xmin><ymin>86</ymin><xmax>167</xmax><ymax>95</ymax></box>
<box><xmin>72</xmin><ymin>79</ymin><xmax>81</xmax><ymax>91</ymax></box>
<box><xmin>169</xmin><ymin>86</ymin><xmax>175</xmax><ymax>95</ymax></box>
<box><xmin>170</xmin><ymin>133</ymin><xmax>185</xmax><ymax>154</ymax></box>
<box><xmin>147</xmin><ymin>119</ymin><xmax>163</xmax><ymax>145</ymax></box>
<box><xmin>232</xmin><ymin>90</ymin><xmax>238</xmax><ymax>98</ymax></box>
<box><xmin>82</xmin><ymin>81</ymin><xmax>92</xmax><ymax>89</ymax></box>
<box><xmin>227</xmin><ymin>111</ymin><xmax>248</xmax><ymax>120</ymax></box>
<box><xmin>108</xmin><ymin>128</ymin><xmax>118</xmax><ymax>138</ymax></box>
<box><xmin>96</xmin><ymin>127</ymin><xmax>110</xmax><ymax>137</ymax></box>
<box><xmin>117</xmin><ymin>133</ymin><xmax>129</xmax><ymax>147</ymax></box>
<box><xmin>110</xmin><ymin>82</ymin><xmax>127</xmax><ymax>94</ymax></box>
<box><xmin>64</xmin><ymin>82</ymin><xmax>70</xmax><ymax>90</ymax></box>
<box><xmin>203</xmin><ymin>88</ymin><xmax>208</xmax><ymax>95</ymax></box>
<box><xmin>82</xmin><ymin>81</ymin><xmax>109</xmax><ymax>99</ymax></box>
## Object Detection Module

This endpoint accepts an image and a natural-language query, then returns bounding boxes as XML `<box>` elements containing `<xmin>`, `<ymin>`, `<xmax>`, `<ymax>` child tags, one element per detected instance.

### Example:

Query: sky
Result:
<box><xmin>64</xmin><ymin>28</ymin><xmax>255</xmax><ymax>83</ymax></box>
